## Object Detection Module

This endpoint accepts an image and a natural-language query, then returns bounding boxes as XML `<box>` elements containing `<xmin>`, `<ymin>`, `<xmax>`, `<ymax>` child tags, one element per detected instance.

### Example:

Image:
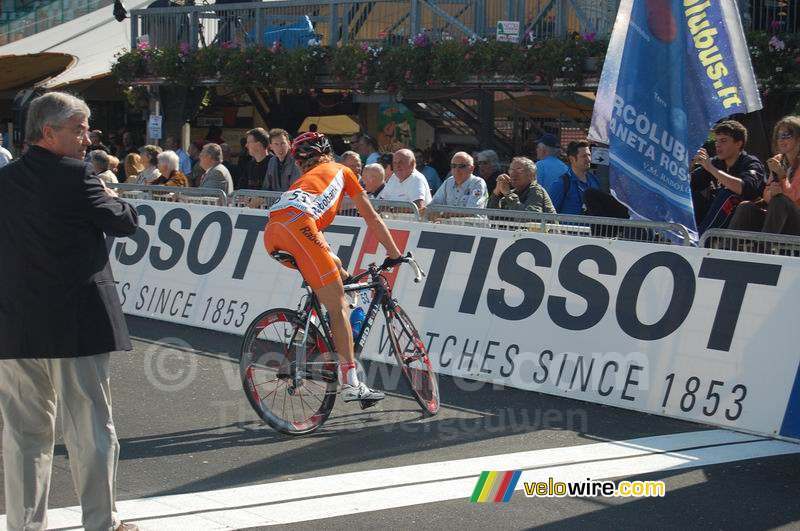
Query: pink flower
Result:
<box><xmin>771</xmin><ymin>19</ymin><xmax>782</xmax><ymax>31</ymax></box>
<box><xmin>582</xmin><ymin>32</ymin><xmax>596</xmax><ymax>43</ymax></box>
<box><xmin>179</xmin><ymin>42</ymin><xmax>190</xmax><ymax>54</ymax></box>
<box><xmin>413</xmin><ymin>33</ymin><xmax>429</xmax><ymax>47</ymax></box>
<box><xmin>769</xmin><ymin>35</ymin><xmax>785</xmax><ymax>51</ymax></box>
<box><xmin>136</xmin><ymin>41</ymin><xmax>149</xmax><ymax>51</ymax></box>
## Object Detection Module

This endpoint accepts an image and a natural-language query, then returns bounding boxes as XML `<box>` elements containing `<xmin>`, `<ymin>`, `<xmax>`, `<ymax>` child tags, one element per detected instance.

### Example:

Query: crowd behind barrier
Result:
<box><xmin>108</xmin><ymin>183</ymin><xmax>800</xmax><ymax>254</ymax></box>
<box><xmin>6</xmin><ymin>119</ymin><xmax>794</xmax><ymax>258</ymax></box>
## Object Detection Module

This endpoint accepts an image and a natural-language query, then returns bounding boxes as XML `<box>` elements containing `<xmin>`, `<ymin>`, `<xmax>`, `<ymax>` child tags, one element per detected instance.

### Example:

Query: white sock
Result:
<box><xmin>341</xmin><ymin>363</ymin><xmax>359</xmax><ymax>386</ymax></box>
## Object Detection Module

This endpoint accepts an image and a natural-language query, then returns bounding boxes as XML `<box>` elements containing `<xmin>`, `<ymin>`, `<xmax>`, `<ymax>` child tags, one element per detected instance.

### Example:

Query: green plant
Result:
<box><xmin>111</xmin><ymin>32</ymin><xmax>797</xmax><ymax>94</ymax></box>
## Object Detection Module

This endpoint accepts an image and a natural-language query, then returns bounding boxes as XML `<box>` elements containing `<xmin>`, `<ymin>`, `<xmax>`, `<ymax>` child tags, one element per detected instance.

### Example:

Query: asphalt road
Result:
<box><xmin>1</xmin><ymin>315</ymin><xmax>799</xmax><ymax>530</ymax></box>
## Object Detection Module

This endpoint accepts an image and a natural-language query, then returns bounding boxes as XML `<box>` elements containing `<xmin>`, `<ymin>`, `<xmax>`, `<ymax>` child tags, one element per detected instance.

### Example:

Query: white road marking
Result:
<box><xmin>3</xmin><ymin>429</ymin><xmax>798</xmax><ymax>530</ymax></box>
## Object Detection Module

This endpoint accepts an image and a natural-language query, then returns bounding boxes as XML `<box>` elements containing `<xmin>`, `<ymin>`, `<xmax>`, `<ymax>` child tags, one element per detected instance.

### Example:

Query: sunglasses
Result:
<box><xmin>451</xmin><ymin>163</ymin><xmax>470</xmax><ymax>169</ymax></box>
<box><xmin>779</xmin><ymin>131</ymin><xmax>795</xmax><ymax>140</ymax></box>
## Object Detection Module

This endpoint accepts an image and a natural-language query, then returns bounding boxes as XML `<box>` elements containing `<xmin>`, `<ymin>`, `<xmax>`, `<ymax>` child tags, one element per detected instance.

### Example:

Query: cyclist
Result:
<box><xmin>264</xmin><ymin>132</ymin><xmax>403</xmax><ymax>403</ymax></box>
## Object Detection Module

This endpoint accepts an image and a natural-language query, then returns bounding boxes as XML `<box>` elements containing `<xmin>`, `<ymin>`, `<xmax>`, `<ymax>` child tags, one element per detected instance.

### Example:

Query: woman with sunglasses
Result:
<box><xmin>728</xmin><ymin>115</ymin><xmax>800</xmax><ymax>235</ymax></box>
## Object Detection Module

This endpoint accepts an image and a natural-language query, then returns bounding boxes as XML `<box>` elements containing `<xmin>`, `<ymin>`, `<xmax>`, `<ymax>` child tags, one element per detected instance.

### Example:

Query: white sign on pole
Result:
<box><xmin>496</xmin><ymin>20</ymin><xmax>520</xmax><ymax>43</ymax></box>
<box><xmin>592</xmin><ymin>146</ymin><xmax>609</xmax><ymax>165</ymax></box>
<box><xmin>148</xmin><ymin>115</ymin><xmax>163</xmax><ymax>140</ymax></box>
<box><xmin>109</xmin><ymin>200</ymin><xmax>800</xmax><ymax>441</ymax></box>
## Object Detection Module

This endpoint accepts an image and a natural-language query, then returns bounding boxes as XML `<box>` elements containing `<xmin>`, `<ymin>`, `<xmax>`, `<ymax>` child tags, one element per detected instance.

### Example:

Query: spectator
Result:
<box><xmin>237</xmin><ymin>137</ymin><xmax>252</xmax><ymax>176</ymax></box>
<box><xmin>378</xmin><ymin>152</ymin><xmax>394</xmax><ymax>176</ymax></box>
<box><xmin>0</xmin><ymin>91</ymin><xmax>138</xmax><ymax>531</ymax></box>
<box><xmin>475</xmin><ymin>149</ymin><xmax>504</xmax><ymax>193</ymax></box>
<box><xmin>263</xmin><ymin>128</ymin><xmax>300</xmax><ymax>191</ymax></box>
<box><xmin>728</xmin><ymin>115</ymin><xmax>800</xmax><ymax>236</ymax></box>
<box><xmin>153</xmin><ymin>150</ymin><xmax>189</xmax><ymax>187</ymax></box>
<box><xmin>340</xmin><ymin>150</ymin><xmax>362</xmax><ymax>177</ymax></box>
<box><xmin>123</xmin><ymin>153</ymin><xmax>144</xmax><ymax>183</ymax></box>
<box><xmin>362</xmin><ymin>163</ymin><xmax>386</xmax><ymax>198</ymax></box>
<box><xmin>108</xmin><ymin>155</ymin><xmax>120</xmax><ymax>179</ymax></box>
<box><xmin>121</xmin><ymin>131</ymin><xmax>138</xmax><ymax>156</ymax></box>
<box><xmin>241</xmin><ymin>127</ymin><xmax>271</xmax><ymax>189</ymax></box>
<box><xmin>351</xmin><ymin>133</ymin><xmax>380</xmax><ymax>164</ymax></box>
<box><xmin>221</xmin><ymin>143</ymin><xmax>240</xmax><ymax>185</ymax></box>
<box><xmin>691</xmin><ymin>120</ymin><xmax>765</xmax><ymax>234</ymax></box>
<box><xmin>136</xmin><ymin>144</ymin><xmax>162</xmax><ymax>185</ymax></box>
<box><xmin>198</xmin><ymin>142</ymin><xmax>233</xmax><ymax>194</ymax></box>
<box><xmin>188</xmin><ymin>142</ymin><xmax>205</xmax><ymax>186</ymax></box>
<box><xmin>203</xmin><ymin>124</ymin><xmax>225</xmax><ymax>144</ymax></box>
<box><xmin>164</xmin><ymin>135</ymin><xmax>192</xmax><ymax>175</ymax></box>
<box><xmin>546</xmin><ymin>140</ymin><xmax>601</xmax><ymax>214</ymax></box>
<box><xmin>87</xmin><ymin>129</ymin><xmax>109</xmax><ymax>155</ymax></box>
<box><xmin>89</xmin><ymin>149</ymin><xmax>118</xmax><ymax>184</ymax></box>
<box><xmin>414</xmin><ymin>148</ymin><xmax>442</xmax><ymax>193</ymax></box>
<box><xmin>379</xmin><ymin>148</ymin><xmax>432</xmax><ymax>213</ymax></box>
<box><xmin>534</xmin><ymin>133</ymin><xmax>569</xmax><ymax>190</ymax></box>
<box><xmin>430</xmin><ymin>151</ymin><xmax>487</xmax><ymax>208</ymax></box>
<box><xmin>0</xmin><ymin>132</ymin><xmax>12</xmax><ymax>168</ymax></box>
<box><xmin>488</xmin><ymin>156</ymin><xmax>554</xmax><ymax>213</ymax></box>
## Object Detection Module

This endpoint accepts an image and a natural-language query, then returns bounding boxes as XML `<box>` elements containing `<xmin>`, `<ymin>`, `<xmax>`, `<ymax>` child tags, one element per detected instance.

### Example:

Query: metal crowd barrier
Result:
<box><xmin>424</xmin><ymin>205</ymin><xmax>692</xmax><ymax>246</ymax></box>
<box><xmin>339</xmin><ymin>197</ymin><xmax>421</xmax><ymax>221</ymax></box>
<box><xmin>700</xmin><ymin>229</ymin><xmax>800</xmax><ymax>257</ymax></box>
<box><xmin>110</xmin><ymin>183</ymin><xmax>227</xmax><ymax>206</ymax></box>
<box><xmin>114</xmin><ymin>187</ymin><xmax>800</xmax><ymax>257</ymax></box>
<box><xmin>230</xmin><ymin>190</ymin><xmax>283</xmax><ymax>210</ymax></box>
<box><xmin>230</xmin><ymin>190</ymin><xmax>421</xmax><ymax>221</ymax></box>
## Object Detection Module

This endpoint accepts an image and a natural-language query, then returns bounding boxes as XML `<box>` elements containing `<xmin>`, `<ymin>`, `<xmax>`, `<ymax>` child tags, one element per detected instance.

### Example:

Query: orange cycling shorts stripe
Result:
<box><xmin>264</xmin><ymin>208</ymin><xmax>340</xmax><ymax>290</ymax></box>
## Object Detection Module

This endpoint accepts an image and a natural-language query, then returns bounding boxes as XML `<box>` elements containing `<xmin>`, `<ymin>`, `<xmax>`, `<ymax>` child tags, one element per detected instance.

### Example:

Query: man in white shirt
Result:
<box><xmin>0</xmin><ymin>133</ymin><xmax>12</xmax><ymax>168</ymax></box>
<box><xmin>378</xmin><ymin>148</ymin><xmax>432</xmax><ymax>213</ymax></box>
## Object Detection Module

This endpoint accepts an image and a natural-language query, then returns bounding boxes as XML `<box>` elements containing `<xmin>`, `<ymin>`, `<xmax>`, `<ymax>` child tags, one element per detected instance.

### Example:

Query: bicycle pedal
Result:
<box><xmin>359</xmin><ymin>399</ymin><xmax>380</xmax><ymax>410</ymax></box>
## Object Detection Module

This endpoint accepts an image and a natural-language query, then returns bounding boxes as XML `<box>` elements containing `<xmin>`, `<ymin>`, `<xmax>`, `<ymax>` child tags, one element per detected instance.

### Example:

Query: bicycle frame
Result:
<box><xmin>292</xmin><ymin>266</ymin><xmax>394</xmax><ymax>386</ymax></box>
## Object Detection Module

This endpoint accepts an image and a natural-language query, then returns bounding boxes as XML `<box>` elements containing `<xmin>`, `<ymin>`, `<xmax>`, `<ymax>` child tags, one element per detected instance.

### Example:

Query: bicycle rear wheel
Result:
<box><xmin>386</xmin><ymin>304</ymin><xmax>440</xmax><ymax>415</ymax></box>
<box><xmin>240</xmin><ymin>308</ymin><xmax>337</xmax><ymax>435</ymax></box>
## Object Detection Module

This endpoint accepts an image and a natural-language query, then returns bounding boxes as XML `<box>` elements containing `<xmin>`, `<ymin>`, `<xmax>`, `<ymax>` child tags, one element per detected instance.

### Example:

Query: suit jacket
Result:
<box><xmin>0</xmin><ymin>146</ymin><xmax>138</xmax><ymax>358</ymax></box>
<box><xmin>199</xmin><ymin>163</ymin><xmax>233</xmax><ymax>194</ymax></box>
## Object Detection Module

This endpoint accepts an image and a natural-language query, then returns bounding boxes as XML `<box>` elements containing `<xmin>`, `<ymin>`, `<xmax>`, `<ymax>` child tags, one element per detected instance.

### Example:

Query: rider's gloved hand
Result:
<box><xmin>380</xmin><ymin>255</ymin><xmax>405</xmax><ymax>269</ymax></box>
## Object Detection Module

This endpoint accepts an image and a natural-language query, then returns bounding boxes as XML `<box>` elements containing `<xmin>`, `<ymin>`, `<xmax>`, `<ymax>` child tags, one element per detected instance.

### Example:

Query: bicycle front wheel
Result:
<box><xmin>386</xmin><ymin>304</ymin><xmax>440</xmax><ymax>415</ymax></box>
<box><xmin>240</xmin><ymin>308</ymin><xmax>337</xmax><ymax>435</ymax></box>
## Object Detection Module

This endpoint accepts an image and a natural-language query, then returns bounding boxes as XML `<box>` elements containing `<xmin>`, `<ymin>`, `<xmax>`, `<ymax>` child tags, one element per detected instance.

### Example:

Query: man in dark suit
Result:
<box><xmin>0</xmin><ymin>92</ymin><xmax>139</xmax><ymax>531</ymax></box>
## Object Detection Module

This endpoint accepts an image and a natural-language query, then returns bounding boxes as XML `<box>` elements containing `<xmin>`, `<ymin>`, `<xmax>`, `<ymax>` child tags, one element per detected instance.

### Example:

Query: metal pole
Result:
<box><xmin>329</xmin><ymin>1</ymin><xmax>338</xmax><ymax>47</ymax></box>
<box><xmin>410</xmin><ymin>0</ymin><xmax>419</xmax><ymax>36</ymax></box>
<box><xmin>130</xmin><ymin>11</ymin><xmax>137</xmax><ymax>49</ymax></box>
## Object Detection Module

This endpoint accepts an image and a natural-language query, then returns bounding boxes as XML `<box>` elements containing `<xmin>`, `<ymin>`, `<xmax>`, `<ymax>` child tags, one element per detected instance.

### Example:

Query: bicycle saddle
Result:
<box><xmin>270</xmin><ymin>251</ymin><xmax>297</xmax><ymax>267</ymax></box>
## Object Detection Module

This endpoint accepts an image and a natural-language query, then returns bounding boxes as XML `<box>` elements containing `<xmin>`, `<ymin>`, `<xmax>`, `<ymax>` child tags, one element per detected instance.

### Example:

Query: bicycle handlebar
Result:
<box><xmin>401</xmin><ymin>252</ymin><xmax>426</xmax><ymax>283</ymax></box>
<box><xmin>347</xmin><ymin>251</ymin><xmax>427</xmax><ymax>285</ymax></box>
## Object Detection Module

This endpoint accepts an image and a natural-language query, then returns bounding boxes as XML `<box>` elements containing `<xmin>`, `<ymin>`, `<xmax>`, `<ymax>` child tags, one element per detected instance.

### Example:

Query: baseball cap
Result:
<box><xmin>537</xmin><ymin>133</ymin><xmax>560</xmax><ymax>149</ymax></box>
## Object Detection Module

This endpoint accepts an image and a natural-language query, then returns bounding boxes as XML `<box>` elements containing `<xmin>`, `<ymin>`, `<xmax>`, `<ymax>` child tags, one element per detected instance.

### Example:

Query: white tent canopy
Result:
<box><xmin>0</xmin><ymin>0</ymin><xmax>151</xmax><ymax>87</ymax></box>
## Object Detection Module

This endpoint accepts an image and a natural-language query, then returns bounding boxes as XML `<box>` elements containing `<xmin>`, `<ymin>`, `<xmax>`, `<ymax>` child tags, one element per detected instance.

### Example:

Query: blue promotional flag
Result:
<box><xmin>589</xmin><ymin>0</ymin><xmax>762</xmax><ymax>239</ymax></box>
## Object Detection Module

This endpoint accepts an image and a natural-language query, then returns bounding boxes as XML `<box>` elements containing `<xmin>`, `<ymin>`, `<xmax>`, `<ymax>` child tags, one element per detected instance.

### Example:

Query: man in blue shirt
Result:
<box><xmin>535</xmin><ymin>133</ymin><xmax>569</xmax><ymax>191</ymax></box>
<box><xmin>546</xmin><ymin>140</ymin><xmax>601</xmax><ymax>214</ymax></box>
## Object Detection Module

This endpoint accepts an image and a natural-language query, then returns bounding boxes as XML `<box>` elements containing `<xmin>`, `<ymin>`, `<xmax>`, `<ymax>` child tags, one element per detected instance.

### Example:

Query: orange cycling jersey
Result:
<box><xmin>269</xmin><ymin>162</ymin><xmax>362</xmax><ymax>230</ymax></box>
<box><xmin>264</xmin><ymin>162</ymin><xmax>364</xmax><ymax>289</ymax></box>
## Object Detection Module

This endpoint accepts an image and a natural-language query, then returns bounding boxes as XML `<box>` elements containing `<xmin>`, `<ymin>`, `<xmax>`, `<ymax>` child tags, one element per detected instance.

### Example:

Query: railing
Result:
<box><xmin>112</xmin><ymin>184</ymin><xmax>800</xmax><ymax>257</ymax></box>
<box><xmin>127</xmin><ymin>0</ymin><xmax>796</xmax><ymax>52</ymax></box>
<box><xmin>129</xmin><ymin>0</ymin><xmax>621</xmax><ymax>50</ymax></box>
<box><xmin>699</xmin><ymin>229</ymin><xmax>800</xmax><ymax>257</ymax></box>
<box><xmin>231</xmin><ymin>189</ymin><xmax>421</xmax><ymax>220</ymax></box>
<box><xmin>110</xmin><ymin>183</ymin><xmax>228</xmax><ymax>206</ymax></box>
<box><xmin>0</xmin><ymin>0</ymin><xmax>112</xmax><ymax>45</ymax></box>
<box><xmin>424</xmin><ymin>205</ymin><xmax>692</xmax><ymax>245</ymax></box>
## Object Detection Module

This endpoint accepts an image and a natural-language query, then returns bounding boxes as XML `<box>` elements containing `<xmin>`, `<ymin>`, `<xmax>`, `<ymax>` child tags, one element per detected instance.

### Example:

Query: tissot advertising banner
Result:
<box><xmin>109</xmin><ymin>202</ymin><xmax>800</xmax><ymax>440</ymax></box>
<box><xmin>589</xmin><ymin>0</ymin><xmax>762</xmax><ymax>237</ymax></box>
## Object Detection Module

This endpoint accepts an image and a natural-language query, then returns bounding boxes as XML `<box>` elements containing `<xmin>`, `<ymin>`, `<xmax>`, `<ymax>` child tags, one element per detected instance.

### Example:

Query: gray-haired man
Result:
<box><xmin>0</xmin><ymin>92</ymin><xmax>139</xmax><ymax>530</ymax></box>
